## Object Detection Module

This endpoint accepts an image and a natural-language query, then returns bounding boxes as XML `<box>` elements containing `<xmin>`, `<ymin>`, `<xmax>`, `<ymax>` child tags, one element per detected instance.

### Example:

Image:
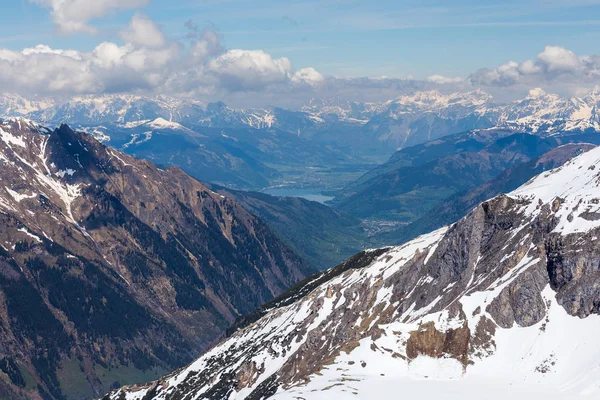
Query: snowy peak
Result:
<box><xmin>147</xmin><ymin>117</ymin><xmax>188</xmax><ymax>131</ymax></box>
<box><xmin>495</xmin><ymin>88</ymin><xmax>600</xmax><ymax>133</ymax></box>
<box><xmin>301</xmin><ymin>97</ymin><xmax>386</xmax><ymax>121</ymax></box>
<box><xmin>509</xmin><ymin>146</ymin><xmax>600</xmax><ymax>235</ymax></box>
<box><xmin>105</xmin><ymin>146</ymin><xmax>600</xmax><ymax>400</ymax></box>
<box><xmin>392</xmin><ymin>88</ymin><xmax>494</xmax><ymax>109</ymax></box>
<box><xmin>0</xmin><ymin>93</ymin><xmax>55</xmax><ymax>117</ymax></box>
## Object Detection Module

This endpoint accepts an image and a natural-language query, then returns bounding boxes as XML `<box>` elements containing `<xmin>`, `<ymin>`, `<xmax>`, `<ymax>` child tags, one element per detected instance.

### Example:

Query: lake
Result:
<box><xmin>262</xmin><ymin>188</ymin><xmax>335</xmax><ymax>204</ymax></box>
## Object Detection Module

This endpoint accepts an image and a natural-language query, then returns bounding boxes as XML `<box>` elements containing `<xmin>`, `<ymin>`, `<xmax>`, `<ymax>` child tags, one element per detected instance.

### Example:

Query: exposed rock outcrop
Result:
<box><xmin>0</xmin><ymin>119</ymin><xmax>314</xmax><ymax>399</ymax></box>
<box><xmin>105</xmin><ymin>143</ymin><xmax>600</xmax><ymax>400</ymax></box>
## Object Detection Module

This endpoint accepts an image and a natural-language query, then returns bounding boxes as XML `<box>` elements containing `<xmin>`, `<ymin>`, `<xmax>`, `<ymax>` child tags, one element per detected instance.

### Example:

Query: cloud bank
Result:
<box><xmin>469</xmin><ymin>46</ymin><xmax>600</xmax><ymax>88</ymax></box>
<box><xmin>0</xmin><ymin>13</ymin><xmax>325</xmax><ymax>104</ymax></box>
<box><xmin>7</xmin><ymin>3</ymin><xmax>600</xmax><ymax>107</ymax></box>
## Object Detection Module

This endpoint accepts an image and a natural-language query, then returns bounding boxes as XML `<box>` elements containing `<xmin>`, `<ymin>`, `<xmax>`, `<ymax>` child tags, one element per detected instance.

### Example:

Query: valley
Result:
<box><xmin>4</xmin><ymin>3</ymin><xmax>600</xmax><ymax>399</ymax></box>
<box><xmin>3</xmin><ymin>88</ymin><xmax>600</xmax><ymax>400</ymax></box>
<box><xmin>106</xmin><ymin>144</ymin><xmax>600</xmax><ymax>400</ymax></box>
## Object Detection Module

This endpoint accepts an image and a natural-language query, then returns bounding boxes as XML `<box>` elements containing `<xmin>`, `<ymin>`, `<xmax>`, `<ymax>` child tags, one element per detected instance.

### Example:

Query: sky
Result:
<box><xmin>1</xmin><ymin>0</ymin><xmax>600</xmax><ymax>106</ymax></box>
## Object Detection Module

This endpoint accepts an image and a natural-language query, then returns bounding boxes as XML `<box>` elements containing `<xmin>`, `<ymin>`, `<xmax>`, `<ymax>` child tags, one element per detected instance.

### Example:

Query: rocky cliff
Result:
<box><xmin>105</xmin><ymin>144</ymin><xmax>600</xmax><ymax>399</ymax></box>
<box><xmin>0</xmin><ymin>118</ymin><xmax>314</xmax><ymax>399</ymax></box>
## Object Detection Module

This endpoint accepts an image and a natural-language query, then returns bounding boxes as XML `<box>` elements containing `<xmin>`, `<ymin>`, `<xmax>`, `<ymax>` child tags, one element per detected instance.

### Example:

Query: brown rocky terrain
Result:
<box><xmin>0</xmin><ymin>118</ymin><xmax>314</xmax><ymax>399</ymax></box>
<box><xmin>104</xmin><ymin>144</ymin><xmax>600</xmax><ymax>400</ymax></box>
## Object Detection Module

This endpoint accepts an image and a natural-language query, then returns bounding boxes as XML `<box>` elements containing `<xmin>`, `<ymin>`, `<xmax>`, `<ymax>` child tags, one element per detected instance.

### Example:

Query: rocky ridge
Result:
<box><xmin>0</xmin><ymin>118</ymin><xmax>314</xmax><ymax>399</ymax></box>
<box><xmin>105</xmin><ymin>145</ymin><xmax>600</xmax><ymax>399</ymax></box>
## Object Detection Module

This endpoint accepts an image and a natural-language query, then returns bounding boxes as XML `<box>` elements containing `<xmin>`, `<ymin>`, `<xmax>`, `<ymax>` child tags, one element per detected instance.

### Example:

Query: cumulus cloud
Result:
<box><xmin>292</xmin><ymin>68</ymin><xmax>325</xmax><ymax>87</ymax></box>
<box><xmin>31</xmin><ymin>0</ymin><xmax>149</xmax><ymax>34</ymax></box>
<box><xmin>469</xmin><ymin>45</ymin><xmax>600</xmax><ymax>88</ymax></box>
<box><xmin>537</xmin><ymin>46</ymin><xmax>581</xmax><ymax>73</ymax></box>
<box><xmin>119</xmin><ymin>13</ymin><xmax>166</xmax><ymax>49</ymax></box>
<box><xmin>0</xmin><ymin>14</ymin><xmax>325</xmax><ymax>101</ymax></box>
<box><xmin>207</xmin><ymin>50</ymin><xmax>293</xmax><ymax>91</ymax></box>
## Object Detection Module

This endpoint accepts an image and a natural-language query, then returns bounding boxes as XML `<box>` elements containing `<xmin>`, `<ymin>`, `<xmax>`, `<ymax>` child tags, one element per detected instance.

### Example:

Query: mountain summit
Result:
<box><xmin>0</xmin><ymin>119</ymin><xmax>314</xmax><ymax>399</ymax></box>
<box><xmin>105</xmin><ymin>145</ymin><xmax>600</xmax><ymax>399</ymax></box>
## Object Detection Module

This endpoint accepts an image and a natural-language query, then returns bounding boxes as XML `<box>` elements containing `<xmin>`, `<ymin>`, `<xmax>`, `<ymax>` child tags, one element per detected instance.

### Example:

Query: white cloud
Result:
<box><xmin>469</xmin><ymin>46</ymin><xmax>600</xmax><ymax>88</ymax></box>
<box><xmin>207</xmin><ymin>50</ymin><xmax>293</xmax><ymax>91</ymax></box>
<box><xmin>0</xmin><ymin>14</ymin><xmax>326</xmax><ymax>101</ymax></box>
<box><xmin>120</xmin><ymin>13</ymin><xmax>166</xmax><ymax>49</ymax></box>
<box><xmin>427</xmin><ymin>75</ymin><xmax>463</xmax><ymax>84</ymax></box>
<box><xmin>92</xmin><ymin>42</ymin><xmax>130</xmax><ymax>69</ymax></box>
<box><xmin>536</xmin><ymin>45</ymin><xmax>581</xmax><ymax>73</ymax></box>
<box><xmin>31</xmin><ymin>0</ymin><xmax>149</xmax><ymax>34</ymax></box>
<box><xmin>292</xmin><ymin>68</ymin><xmax>325</xmax><ymax>87</ymax></box>
<box><xmin>518</xmin><ymin>59</ymin><xmax>542</xmax><ymax>75</ymax></box>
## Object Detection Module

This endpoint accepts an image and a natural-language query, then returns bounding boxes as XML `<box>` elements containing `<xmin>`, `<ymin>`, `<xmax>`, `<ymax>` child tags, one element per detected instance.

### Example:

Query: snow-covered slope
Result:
<box><xmin>497</xmin><ymin>88</ymin><xmax>600</xmax><ymax>134</ymax></box>
<box><xmin>105</xmin><ymin>145</ymin><xmax>600</xmax><ymax>400</ymax></box>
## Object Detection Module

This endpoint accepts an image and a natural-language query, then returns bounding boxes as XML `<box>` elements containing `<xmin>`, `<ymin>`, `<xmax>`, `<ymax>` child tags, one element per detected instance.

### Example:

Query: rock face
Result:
<box><xmin>105</xmin><ymin>145</ymin><xmax>600</xmax><ymax>399</ymax></box>
<box><xmin>0</xmin><ymin>119</ymin><xmax>314</xmax><ymax>400</ymax></box>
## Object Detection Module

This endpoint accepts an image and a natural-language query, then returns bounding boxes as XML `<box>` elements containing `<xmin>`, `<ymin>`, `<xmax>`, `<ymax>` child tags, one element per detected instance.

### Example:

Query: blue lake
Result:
<box><xmin>261</xmin><ymin>188</ymin><xmax>335</xmax><ymax>204</ymax></box>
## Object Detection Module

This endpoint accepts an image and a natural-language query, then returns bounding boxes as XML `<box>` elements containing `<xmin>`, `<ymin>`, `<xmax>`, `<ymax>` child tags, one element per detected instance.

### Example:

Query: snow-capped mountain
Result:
<box><xmin>105</xmin><ymin>145</ymin><xmax>600</xmax><ymax>399</ymax></box>
<box><xmin>497</xmin><ymin>88</ymin><xmax>600</xmax><ymax>133</ymax></box>
<box><xmin>0</xmin><ymin>93</ymin><xmax>55</xmax><ymax>117</ymax></box>
<box><xmin>383</xmin><ymin>88</ymin><xmax>494</xmax><ymax>115</ymax></box>
<box><xmin>4</xmin><ymin>87</ymin><xmax>600</xmax><ymax>160</ymax></box>
<box><xmin>301</xmin><ymin>97</ymin><xmax>386</xmax><ymax>122</ymax></box>
<box><xmin>7</xmin><ymin>94</ymin><xmax>296</xmax><ymax>133</ymax></box>
<box><xmin>362</xmin><ymin>89</ymin><xmax>498</xmax><ymax>147</ymax></box>
<box><xmin>26</xmin><ymin>94</ymin><xmax>206</xmax><ymax>126</ymax></box>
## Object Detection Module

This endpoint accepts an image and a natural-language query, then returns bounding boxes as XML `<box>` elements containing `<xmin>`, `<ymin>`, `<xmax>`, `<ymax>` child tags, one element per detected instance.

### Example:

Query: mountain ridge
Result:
<box><xmin>0</xmin><ymin>118</ymin><xmax>315</xmax><ymax>399</ymax></box>
<box><xmin>4</xmin><ymin>87</ymin><xmax>600</xmax><ymax>155</ymax></box>
<box><xmin>103</xmin><ymin>141</ymin><xmax>600</xmax><ymax>400</ymax></box>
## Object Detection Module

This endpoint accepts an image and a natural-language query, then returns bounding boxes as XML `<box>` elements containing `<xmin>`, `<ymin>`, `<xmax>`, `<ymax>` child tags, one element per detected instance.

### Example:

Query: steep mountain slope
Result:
<box><xmin>339</xmin><ymin>128</ymin><xmax>515</xmax><ymax>194</ymax></box>
<box><xmin>334</xmin><ymin>128</ymin><xmax>600</xmax><ymax>222</ymax></box>
<box><xmin>375</xmin><ymin>143</ymin><xmax>596</xmax><ymax>245</ymax></box>
<box><xmin>207</xmin><ymin>185</ymin><xmax>367</xmax><ymax>270</ymax></box>
<box><xmin>333</xmin><ymin>131</ymin><xmax>562</xmax><ymax>221</ymax></box>
<box><xmin>105</xmin><ymin>145</ymin><xmax>600</xmax><ymax>400</ymax></box>
<box><xmin>0</xmin><ymin>119</ymin><xmax>314</xmax><ymax>400</ymax></box>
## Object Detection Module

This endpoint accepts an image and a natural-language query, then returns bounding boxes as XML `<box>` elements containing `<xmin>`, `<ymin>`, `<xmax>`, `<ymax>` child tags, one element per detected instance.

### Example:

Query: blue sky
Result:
<box><xmin>3</xmin><ymin>0</ymin><xmax>600</xmax><ymax>79</ymax></box>
<box><xmin>1</xmin><ymin>0</ymin><xmax>600</xmax><ymax>106</ymax></box>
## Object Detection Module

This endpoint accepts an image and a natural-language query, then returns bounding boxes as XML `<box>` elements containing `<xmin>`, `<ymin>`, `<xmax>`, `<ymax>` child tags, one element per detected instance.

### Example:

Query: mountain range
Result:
<box><xmin>104</xmin><ymin>143</ymin><xmax>600</xmax><ymax>400</ymax></box>
<box><xmin>3</xmin><ymin>88</ymin><xmax>600</xmax><ymax>190</ymax></box>
<box><xmin>2</xmin><ymin>90</ymin><xmax>600</xmax><ymax>400</ymax></box>
<box><xmin>0</xmin><ymin>118</ymin><xmax>314</xmax><ymax>399</ymax></box>
<box><xmin>332</xmin><ymin>129</ymin><xmax>600</xmax><ymax>222</ymax></box>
